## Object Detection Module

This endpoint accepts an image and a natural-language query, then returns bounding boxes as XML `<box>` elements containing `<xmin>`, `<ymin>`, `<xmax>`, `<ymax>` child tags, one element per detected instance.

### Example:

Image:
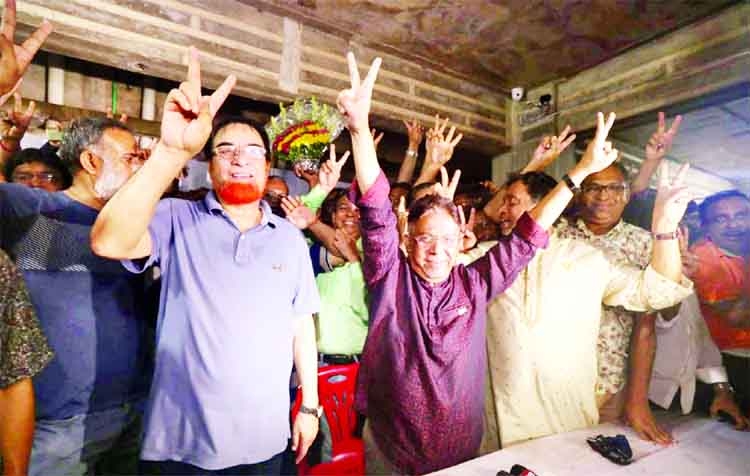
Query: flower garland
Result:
<box><xmin>265</xmin><ymin>98</ymin><xmax>344</xmax><ymax>165</ymax></box>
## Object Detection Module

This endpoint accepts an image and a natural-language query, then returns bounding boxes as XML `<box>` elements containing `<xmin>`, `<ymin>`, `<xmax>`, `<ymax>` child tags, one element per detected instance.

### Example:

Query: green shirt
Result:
<box><xmin>315</xmin><ymin>257</ymin><xmax>369</xmax><ymax>355</ymax></box>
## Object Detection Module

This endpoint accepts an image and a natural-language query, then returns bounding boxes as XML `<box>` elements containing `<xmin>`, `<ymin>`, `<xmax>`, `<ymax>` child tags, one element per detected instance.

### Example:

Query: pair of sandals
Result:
<box><xmin>586</xmin><ymin>434</ymin><xmax>633</xmax><ymax>465</ymax></box>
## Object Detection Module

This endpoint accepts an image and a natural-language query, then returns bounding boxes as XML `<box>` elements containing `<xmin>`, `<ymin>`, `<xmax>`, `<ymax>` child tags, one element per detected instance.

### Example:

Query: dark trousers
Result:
<box><xmin>724</xmin><ymin>352</ymin><xmax>750</xmax><ymax>414</ymax></box>
<box><xmin>139</xmin><ymin>452</ymin><xmax>283</xmax><ymax>476</ymax></box>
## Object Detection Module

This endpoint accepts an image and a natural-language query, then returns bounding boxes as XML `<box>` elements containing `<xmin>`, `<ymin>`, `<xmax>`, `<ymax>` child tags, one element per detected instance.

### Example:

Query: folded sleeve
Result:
<box><xmin>603</xmin><ymin>262</ymin><xmax>693</xmax><ymax>312</ymax></box>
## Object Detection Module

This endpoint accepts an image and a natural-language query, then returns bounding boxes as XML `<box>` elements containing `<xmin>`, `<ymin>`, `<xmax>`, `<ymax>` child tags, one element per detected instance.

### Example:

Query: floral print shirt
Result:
<box><xmin>0</xmin><ymin>249</ymin><xmax>53</xmax><ymax>388</ymax></box>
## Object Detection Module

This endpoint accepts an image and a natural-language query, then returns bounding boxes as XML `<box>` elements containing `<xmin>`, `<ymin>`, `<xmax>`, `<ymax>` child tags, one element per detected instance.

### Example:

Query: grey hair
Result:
<box><xmin>59</xmin><ymin>117</ymin><xmax>132</xmax><ymax>173</ymax></box>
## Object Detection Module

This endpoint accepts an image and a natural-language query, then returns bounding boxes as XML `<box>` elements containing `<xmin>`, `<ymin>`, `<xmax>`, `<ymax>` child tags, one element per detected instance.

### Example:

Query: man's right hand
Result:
<box><xmin>523</xmin><ymin>125</ymin><xmax>576</xmax><ymax>173</ymax></box>
<box><xmin>160</xmin><ymin>47</ymin><xmax>236</xmax><ymax>158</ymax></box>
<box><xmin>0</xmin><ymin>0</ymin><xmax>52</xmax><ymax>101</ymax></box>
<box><xmin>571</xmin><ymin>112</ymin><xmax>618</xmax><ymax>182</ymax></box>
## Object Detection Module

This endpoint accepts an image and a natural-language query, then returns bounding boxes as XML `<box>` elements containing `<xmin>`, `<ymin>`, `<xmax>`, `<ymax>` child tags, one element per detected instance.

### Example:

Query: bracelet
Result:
<box><xmin>561</xmin><ymin>173</ymin><xmax>580</xmax><ymax>193</ymax></box>
<box><xmin>406</xmin><ymin>149</ymin><xmax>417</xmax><ymax>158</ymax></box>
<box><xmin>653</xmin><ymin>230</ymin><xmax>679</xmax><ymax>240</ymax></box>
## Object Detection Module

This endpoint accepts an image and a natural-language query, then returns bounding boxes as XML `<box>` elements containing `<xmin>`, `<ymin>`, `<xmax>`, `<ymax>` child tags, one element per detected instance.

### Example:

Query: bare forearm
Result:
<box><xmin>631</xmin><ymin>159</ymin><xmax>660</xmax><ymax>196</ymax></box>
<box><xmin>308</xmin><ymin>221</ymin><xmax>340</xmax><ymax>257</ymax></box>
<box><xmin>351</xmin><ymin>129</ymin><xmax>380</xmax><ymax>195</ymax></box>
<box><xmin>0</xmin><ymin>140</ymin><xmax>21</xmax><ymax>180</ymax></box>
<box><xmin>0</xmin><ymin>378</ymin><xmax>35</xmax><ymax>476</ymax></box>
<box><xmin>626</xmin><ymin>314</ymin><xmax>657</xmax><ymax>406</ymax></box>
<box><xmin>528</xmin><ymin>165</ymin><xmax>585</xmax><ymax>229</ymax></box>
<box><xmin>294</xmin><ymin>315</ymin><xmax>319</xmax><ymax>408</ymax></box>
<box><xmin>414</xmin><ymin>163</ymin><xmax>441</xmax><ymax>187</ymax></box>
<box><xmin>91</xmin><ymin>142</ymin><xmax>189</xmax><ymax>259</ymax></box>
<box><xmin>650</xmin><ymin>239</ymin><xmax>683</xmax><ymax>283</ymax></box>
<box><xmin>396</xmin><ymin>146</ymin><xmax>418</xmax><ymax>184</ymax></box>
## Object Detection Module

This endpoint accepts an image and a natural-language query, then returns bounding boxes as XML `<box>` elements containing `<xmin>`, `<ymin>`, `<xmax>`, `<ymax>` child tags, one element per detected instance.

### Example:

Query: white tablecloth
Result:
<box><xmin>429</xmin><ymin>414</ymin><xmax>749</xmax><ymax>476</ymax></box>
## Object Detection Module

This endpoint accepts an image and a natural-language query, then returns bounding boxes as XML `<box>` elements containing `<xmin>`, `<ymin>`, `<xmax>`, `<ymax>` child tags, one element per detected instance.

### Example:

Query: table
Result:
<box><xmin>429</xmin><ymin>414</ymin><xmax>750</xmax><ymax>476</ymax></box>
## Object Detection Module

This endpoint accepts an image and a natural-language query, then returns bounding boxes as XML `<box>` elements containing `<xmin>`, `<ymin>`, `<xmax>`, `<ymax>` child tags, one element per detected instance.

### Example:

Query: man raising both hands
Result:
<box><xmin>91</xmin><ymin>48</ymin><xmax>320</xmax><ymax>475</ymax></box>
<box><xmin>337</xmin><ymin>50</ymin><xmax>633</xmax><ymax>474</ymax></box>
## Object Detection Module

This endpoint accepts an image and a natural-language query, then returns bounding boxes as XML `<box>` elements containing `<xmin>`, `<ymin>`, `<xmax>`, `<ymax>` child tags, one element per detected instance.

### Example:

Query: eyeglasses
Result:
<box><xmin>581</xmin><ymin>183</ymin><xmax>628</xmax><ymax>197</ymax></box>
<box><xmin>213</xmin><ymin>144</ymin><xmax>267</xmax><ymax>162</ymax></box>
<box><xmin>264</xmin><ymin>190</ymin><xmax>287</xmax><ymax>201</ymax></box>
<box><xmin>411</xmin><ymin>233</ymin><xmax>460</xmax><ymax>248</ymax></box>
<box><xmin>710</xmin><ymin>212</ymin><xmax>750</xmax><ymax>226</ymax></box>
<box><xmin>12</xmin><ymin>171</ymin><xmax>60</xmax><ymax>184</ymax></box>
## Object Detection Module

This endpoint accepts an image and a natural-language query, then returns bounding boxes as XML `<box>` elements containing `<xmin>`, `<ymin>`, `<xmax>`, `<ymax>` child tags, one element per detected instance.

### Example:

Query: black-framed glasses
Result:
<box><xmin>581</xmin><ymin>183</ymin><xmax>628</xmax><ymax>197</ymax></box>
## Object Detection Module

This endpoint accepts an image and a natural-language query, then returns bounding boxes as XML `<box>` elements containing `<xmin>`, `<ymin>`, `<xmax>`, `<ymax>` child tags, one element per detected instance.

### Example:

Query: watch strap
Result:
<box><xmin>299</xmin><ymin>404</ymin><xmax>323</xmax><ymax>418</ymax></box>
<box><xmin>653</xmin><ymin>230</ymin><xmax>679</xmax><ymax>241</ymax></box>
<box><xmin>561</xmin><ymin>173</ymin><xmax>580</xmax><ymax>193</ymax></box>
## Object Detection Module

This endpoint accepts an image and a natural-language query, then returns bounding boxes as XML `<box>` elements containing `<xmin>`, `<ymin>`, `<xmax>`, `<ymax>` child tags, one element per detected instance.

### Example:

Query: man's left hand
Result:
<box><xmin>652</xmin><ymin>162</ymin><xmax>691</xmax><ymax>234</ymax></box>
<box><xmin>292</xmin><ymin>412</ymin><xmax>320</xmax><ymax>464</ymax></box>
<box><xmin>624</xmin><ymin>401</ymin><xmax>674</xmax><ymax>445</ymax></box>
<box><xmin>710</xmin><ymin>390</ymin><xmax>750</xmax><ymax>431</ymax></box>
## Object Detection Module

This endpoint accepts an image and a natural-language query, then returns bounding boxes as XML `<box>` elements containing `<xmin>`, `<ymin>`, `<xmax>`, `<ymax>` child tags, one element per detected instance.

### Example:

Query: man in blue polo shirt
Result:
<box><xmin>0</xmin><ymin>116</ymin><xmax>152</xmax><ymax>476</ymax></box>
<box><xmin>91</xmin><ymin>48</ymin><xmax>321</xmax><ymax>475</ymax></box>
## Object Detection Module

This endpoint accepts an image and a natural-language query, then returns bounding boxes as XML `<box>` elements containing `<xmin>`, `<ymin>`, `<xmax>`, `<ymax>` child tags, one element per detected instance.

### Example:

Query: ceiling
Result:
<box><xmin>246</xmin><ymin>0</ymin><xmax>738</xmax><ymax>91</ymax></box>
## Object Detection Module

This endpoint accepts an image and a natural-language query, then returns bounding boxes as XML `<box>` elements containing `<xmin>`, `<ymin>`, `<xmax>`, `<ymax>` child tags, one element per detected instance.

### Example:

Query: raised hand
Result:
<box><xmin>652</xmin><ymin>162</ymin><xmax>691</xmax><ymax>234</ymax></box>
<box><xmin>160</xmin><ymin>47</ymin><xmax>236</xmax><ymax>157</ymax></box>
<box><xmin>0</xmin><ymin>0</ymin><xmax>52</xmax><ymax>97</ymax></box>
<box><xmin>332</xmin><ymin>228</ymin><xmax>360</xmax><ymax>263</ymax></box>
<box><xmin>336</xmin><ymin>52</ymin><xmax>381</xmax><ymax>134</ymax></box>
<box><xmin>480</xmin><ymin>180</ymin><xmax>502</xmax><ymax>195</ymax></box>
<box><xmin>577</xmin><ymin>112</ymin><xmax>618</xmax><ymax>176</ymax></box>
<box><xmin>5</xmin><ymin>90</ymin><xmax>34</xmax><ymax>135</ymax></box>
<box><xmin>318</xmin><ymin>144</ymin><xmax>350</xmax><ymax>193</ymax></box>
<box><xmin>459</xmin><ymin>206</ymin><xmax>477</xmax><ymax>252</ymax></box>
<box><xmin>433</xmin><ymin>166</ymin><xmax>461</xmax><ymax>201</ymax></box>
<box><xmin>280</xmin><ymin>196</ymin><xmax>317</xmax><ymax>230</ymax></box>
<box><xmin>425</xmin><ymin>115</ymin><xmax>463</xmax><ymax>168</ymax></box>
<box><xmin>403</xmin><ymin>118</ymin><xmax>424</xmax><ymax>149</ymax></box>
<box><xmin>293</xmin><ymin>162</ymin><xmax>318</xmax><ymax>188</ymax></box>
<box><xmin>106</xmin><ymin>106</ymin><xmax>128</xmax><ymax>124</ymax></box>
<box><xmin>524</xmin><ymin>125</ymin><xmax>576</xmax><ymax>173</ymax></box>
<box><xmin>645</xmin><ymin>112</ymin><xmax>682</xmax><ymax>162</ymax></box>
<box><xmin>371</xmin><ymin>128</ymin><xmax>384</xmax><ymax>151</ymax></box>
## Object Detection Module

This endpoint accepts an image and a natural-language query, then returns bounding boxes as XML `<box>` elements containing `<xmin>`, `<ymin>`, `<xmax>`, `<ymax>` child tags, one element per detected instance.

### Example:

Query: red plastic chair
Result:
<box><xmin>292</xmin><ymin>363</ymin><xmax>364</xmax><ymax>476</ymax></box>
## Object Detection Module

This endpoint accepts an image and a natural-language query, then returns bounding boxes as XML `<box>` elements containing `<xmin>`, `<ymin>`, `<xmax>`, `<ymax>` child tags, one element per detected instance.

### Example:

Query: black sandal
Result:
<box><xmin>586</xmin><ymin>434</ymin><xmax>633</xmax><ymax>465</ymax></box>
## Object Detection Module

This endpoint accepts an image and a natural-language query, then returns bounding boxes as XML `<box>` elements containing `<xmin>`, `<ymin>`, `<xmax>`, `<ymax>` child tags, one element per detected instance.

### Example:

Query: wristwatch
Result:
<box><xmin>299</xmin><ymin>404</ymin><xmax>324</xmax><ymax>418</ymax></box>
<box><xmin>561</xmin><ymin>173</ymin><xmax>580</xmax><ymax>193</ymax></box>
<box><xmin>714</xmin><ymin>382</ymin><xmax>734</xmax><ymax>394</ymax></box>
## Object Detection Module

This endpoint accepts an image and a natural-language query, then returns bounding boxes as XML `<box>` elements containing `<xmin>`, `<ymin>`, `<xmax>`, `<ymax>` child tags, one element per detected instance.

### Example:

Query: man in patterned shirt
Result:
<box><xmin>0</xmin><ymin>249</ymin><xmax>53</xmax><ymax>476</ymax></box>
<box><xmin>556</xmin><ymin>161</ymin><xmax>675</xmax><ymax>443</ymax></box>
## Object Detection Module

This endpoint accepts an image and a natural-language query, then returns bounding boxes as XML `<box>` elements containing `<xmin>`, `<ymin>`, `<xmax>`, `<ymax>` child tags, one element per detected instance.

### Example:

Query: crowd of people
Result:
<box><xmin>0</xmin><ymin>1</ymin><xmax>748</xmax><ymax>475</ymax></box>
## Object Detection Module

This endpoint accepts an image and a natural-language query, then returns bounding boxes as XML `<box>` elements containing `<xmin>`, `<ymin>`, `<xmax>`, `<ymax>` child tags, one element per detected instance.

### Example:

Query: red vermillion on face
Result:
<box><xmin>216</xmin><ymin>181</ymin><xmax>264</xmax><ymax>205</ymax></box>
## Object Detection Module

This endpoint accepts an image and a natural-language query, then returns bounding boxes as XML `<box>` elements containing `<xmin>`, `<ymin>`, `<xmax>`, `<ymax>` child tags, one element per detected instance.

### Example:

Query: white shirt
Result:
<box><xmin>649</xmin><ymin>293</ymin><xmax>728</xmax><ymax>414</ymax></box>
<box><xmin>482</xmin><ymin>233</ymin><xmax>693</xmax><ymax>452</ymax></box>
